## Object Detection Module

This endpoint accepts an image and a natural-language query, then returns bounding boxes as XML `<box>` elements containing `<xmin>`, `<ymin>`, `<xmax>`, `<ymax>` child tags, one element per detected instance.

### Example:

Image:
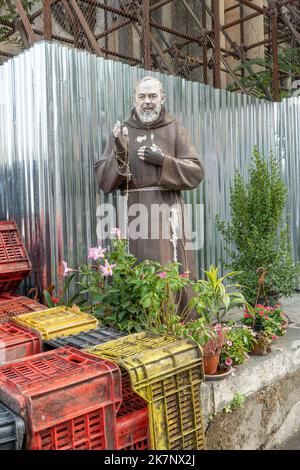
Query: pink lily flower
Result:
<box><xmin>111</xmin><ymin>228</ymin><xmax>122</xmax><ymax>239</ymax></box>
<box><xmin>88</xmin><ymin>246</ymin><xmax>106</xmax><ymax>261</ymax></box>
<box><xmin>62</xmin><ymin>261</ymin><xmax>75</xmax><ymax>277</ymax></box>
<box><xmin>100</xmin><ymin>260</ymin><xmax>116</xmax><ymax>277</ymax></box>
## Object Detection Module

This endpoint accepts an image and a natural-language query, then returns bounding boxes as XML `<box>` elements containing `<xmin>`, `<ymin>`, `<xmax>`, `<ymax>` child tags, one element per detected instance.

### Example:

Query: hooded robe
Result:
<box><xmin>94</xmin><ymin>108</ymin><xmax>204</xmax><ymax>284</ymax></box>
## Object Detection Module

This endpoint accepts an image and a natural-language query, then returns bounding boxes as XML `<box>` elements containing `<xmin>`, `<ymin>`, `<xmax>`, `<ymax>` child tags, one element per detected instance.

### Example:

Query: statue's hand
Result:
<box><xmin>138</xmin><ymin>144</ymin><xmax>165</xmax><ymax>166</ymax></box>
<box><xmin>113</xmin><ymin>121</ymin><xmax>128</xmax><ymax>154</ymax></box>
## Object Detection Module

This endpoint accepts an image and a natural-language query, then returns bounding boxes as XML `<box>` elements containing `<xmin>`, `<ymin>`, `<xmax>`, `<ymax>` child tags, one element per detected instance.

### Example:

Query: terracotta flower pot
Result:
<box><xmin>204</xmin><ymin>355</ymin><xmax>220</xmax><ymax>375</ymax></box>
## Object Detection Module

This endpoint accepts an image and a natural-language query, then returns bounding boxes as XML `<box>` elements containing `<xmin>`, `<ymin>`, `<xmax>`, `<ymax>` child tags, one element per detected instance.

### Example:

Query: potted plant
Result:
<box><xmin>242</xmin><ymin>303</ymin><xmax>289</xmax><ymax>339</ymax></box>
<box><xmin>202</xmin><ymin>324</ymin><xmax>225</xmax><ymax>374</ymax></box>
<box><xmin>220</xmin><ymin>321</ymin><xmax>257</xmax><ymax>367</ymax></box>
<box><xmin>250</xmin><ymin>330</ymin><xmax>273</xmax><ymax>355</ymax></box>
<box><xmin>189</xmin><ymin>265</ymin><xmax>248</xmax><ymax>325</ymax></box>
<box><xmin>216</xmin><ymin>147</ymin><xmax>296</xmax><ymax>305</ymax></box>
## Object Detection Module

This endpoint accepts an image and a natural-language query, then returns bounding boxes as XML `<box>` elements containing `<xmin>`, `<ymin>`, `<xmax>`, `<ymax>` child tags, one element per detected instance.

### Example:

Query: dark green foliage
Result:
<box><xmin>227</xmin><ymin>48</ymin><xmax>300</xmax><ymax>100</ymax></box>
<box><xmin>217</xmin><ymin>147</ymin><xmax>296</xmax><ymax>304</ymax></box>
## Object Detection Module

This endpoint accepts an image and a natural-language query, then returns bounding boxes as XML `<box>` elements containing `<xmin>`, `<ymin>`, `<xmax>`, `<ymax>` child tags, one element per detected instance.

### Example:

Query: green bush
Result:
<box><xmin>216</xmin><ymin>148</ymin><xmax>296</xmax><ymax>305</ymax></box>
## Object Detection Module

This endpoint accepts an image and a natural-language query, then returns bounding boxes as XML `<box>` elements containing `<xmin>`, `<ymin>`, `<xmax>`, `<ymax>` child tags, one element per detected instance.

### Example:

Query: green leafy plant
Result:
<box><xmin>227</xmin><ymin>48</ymin><xmax>300</xmax><ymax>100</ymax></box>
<box><xmin>201</xmin><ymin>323</ymin><xmax>225</xmax><ymax>357</ymax></box>
<box><xmin>242</xmin><ymin>304</ymin><xmax>288</xmax><ymax>339</ymax></box>
<box><xmin>43</xmin><ymin>272</ymin><xmax>84</xmax><ymax>308</ymax></box>
<box><xmin>220</xmin><ymin>321</ymin><xmax>257</xmax><ymax>367</ymax></box>
<box><xmin>48</xmin><ymin>233</ymin><xmax>193</xmax><ymax>333</ymax></box>
<box><xmin>217</xmin><ymin>148</ymin><xmax>296</xmax><ymax>305</ymax></box>
<box><xmin>0</xmin><ymin>0</ymin><xmax>37</xmax><ymax>46</ymax></box>
<box><xmin>223</xmin><ymin>392</ymin><xmax>246</xmax><ymax>413</ymax></box>
<box><xmin>190</xmin><ymin>265</ymin><xmax>248</xmax><ymax>324</ymax></box>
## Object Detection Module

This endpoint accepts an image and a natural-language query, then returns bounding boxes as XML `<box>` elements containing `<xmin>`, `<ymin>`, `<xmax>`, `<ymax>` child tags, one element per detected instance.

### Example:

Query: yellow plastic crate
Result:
<box><xmin>85</xmin><ymin>332</ymin><xmax>205</xmax><ymax>450</ymax></box>
<box><xmin>12</xmin><ymin>306</ymin><xmax>98</xmax><ymax>340</ymax></box>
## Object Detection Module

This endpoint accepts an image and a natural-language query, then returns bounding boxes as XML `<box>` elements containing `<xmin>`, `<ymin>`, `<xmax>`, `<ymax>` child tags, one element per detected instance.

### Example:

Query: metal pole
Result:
<box><xmin>202</xmin><ymin>0</ymin><xmax>208</xmax><ymax>84</ymax></box>
<box><xmin>212</xmin><ymin>0</ymin><xmax>221</xmax><ymax>88</ymax></box>
<box><xmin>271</xmin><ymin>2</ymin><xmax>280</xmax><ymax>101</ymax></box>
<box><xmin>142</xmin><ymin>0</ymin><xmax>152</xmax><ymax>69</ymax></box>
<box><xmin>43</xmin><ymin>0</ymin><xmax>52</xmax><ymax>40</ymax></box>
<box><xmin>13</xmin><ymin>0</ymin><xmax>37</xmax><ymax>43</ymax></box>
<box><xmin>69</xmin><ymin>0</ymin><xmax>103</xmax><ymax>55</ymax></box>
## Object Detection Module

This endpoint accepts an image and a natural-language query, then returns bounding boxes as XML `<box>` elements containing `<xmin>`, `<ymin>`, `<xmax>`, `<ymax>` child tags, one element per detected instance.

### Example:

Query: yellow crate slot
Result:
<box><xmin>85</xmin><ymin>332</ymin><xmax>205</xmax><ymax>450</ymax></box>
<box><xmin>12</xmin><ymin>306</ymin><xmax>98</xmax><ymax>340</ymax></box>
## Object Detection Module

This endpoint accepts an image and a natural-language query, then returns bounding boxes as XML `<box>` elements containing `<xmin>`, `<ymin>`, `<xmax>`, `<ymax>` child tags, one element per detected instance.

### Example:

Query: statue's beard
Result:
<box><xmin>136</xmin><ymin>104</ymin><xmax>162</xmax><ymax>124</ymax></box>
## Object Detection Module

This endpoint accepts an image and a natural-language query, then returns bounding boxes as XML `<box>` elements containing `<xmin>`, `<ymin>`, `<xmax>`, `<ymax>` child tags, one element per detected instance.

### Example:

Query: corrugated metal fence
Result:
<box><xmin>0</xmin><ymin>41</ymin><xmax>299</xmax><ymax>296</ymax></box>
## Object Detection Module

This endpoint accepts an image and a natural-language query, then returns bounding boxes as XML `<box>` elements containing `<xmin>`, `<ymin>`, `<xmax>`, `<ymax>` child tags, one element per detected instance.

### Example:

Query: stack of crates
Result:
<box><xmin>0</xmin><ymin>221</ymin><xmax>31</xmax><ymax>292</ymax></box>
<box><xmin>85</xmin><ymin>332</ymin><xmax>205</xmax><ymax>450</ymax></box>
<box><xmin>0</xmin><ymin>221</ymin><xmax>47</xmax><ymax>365</ymax></box>
<box><xmin>0</xmin><ymin>347</ymin><xmax>122</xmax><ymax>449</ymax></box>
<box><xmin>43</xmin><ymin>325</ymin><xmax>151</xmax><ymax>450</ymax></box>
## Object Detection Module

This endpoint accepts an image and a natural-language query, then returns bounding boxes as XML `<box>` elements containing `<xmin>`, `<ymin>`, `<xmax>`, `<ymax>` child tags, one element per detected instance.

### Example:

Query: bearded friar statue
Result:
<box><xmin>94</xmin><ymin>76</ymin><xmax>204</xmax><ymax>314</ymax></box>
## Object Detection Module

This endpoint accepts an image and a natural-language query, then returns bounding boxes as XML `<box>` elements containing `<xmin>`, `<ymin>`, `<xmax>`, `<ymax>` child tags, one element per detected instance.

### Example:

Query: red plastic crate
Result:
<box><xmin>0</xmin><ymin>321</ymin><xmax>42</xmax><ymax>364</ymax></box>
<box><xmin>0</xmin><ymin>295</ymin><xmax>47</xmax><ymax>323</ymax></box>
<box><xmin>30</xmin><ymin>409</ymin><xmax>108</xmax><ymax>450</ymax></box>
<box><xmin>0</xmin><ymin>293</ymin><xmax>21</xmax><ymax>303</ymax></box>
<box><xmin>0</xmin><ymin>347</ymin><xmax>122</xmax><ymax>449</ymax></box>
<box><xmin>116</xmin><ymin>370</ymin><xmax>150</xmax><ymax>450</ymax></box>
<box><xmin>0</xmin><ymin>221</ymin><xmax>31</xmax><ymax>292</ymax></box>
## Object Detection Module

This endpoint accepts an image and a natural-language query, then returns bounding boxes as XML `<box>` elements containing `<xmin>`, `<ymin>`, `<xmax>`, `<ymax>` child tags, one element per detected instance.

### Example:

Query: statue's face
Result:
<box><xmin>134</xmin><ymin>79</ymin><xmax>165</xmax><ymax>124</ymax></box>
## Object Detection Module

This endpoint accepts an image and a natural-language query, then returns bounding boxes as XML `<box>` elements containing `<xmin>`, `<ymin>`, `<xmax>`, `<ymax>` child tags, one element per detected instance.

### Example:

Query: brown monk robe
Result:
<box><xmin>94</xmin><ymin>105</ymin><xmax>204</xmax><ymax>318</ymax></box>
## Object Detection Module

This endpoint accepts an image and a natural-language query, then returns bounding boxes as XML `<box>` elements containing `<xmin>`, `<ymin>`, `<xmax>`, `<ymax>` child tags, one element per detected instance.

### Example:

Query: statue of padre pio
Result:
<box><xmin>94</xmin><ymin>76</ymin><xmax>204</xmax><ymax>288</ymax></box>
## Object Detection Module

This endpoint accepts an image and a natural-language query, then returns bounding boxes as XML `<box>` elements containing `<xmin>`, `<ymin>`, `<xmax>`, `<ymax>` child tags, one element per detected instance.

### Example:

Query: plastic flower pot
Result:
<box><xmin>204</xmin><ymin>354</ymin><xmax>220</xmax><ymax>375</ymax></box>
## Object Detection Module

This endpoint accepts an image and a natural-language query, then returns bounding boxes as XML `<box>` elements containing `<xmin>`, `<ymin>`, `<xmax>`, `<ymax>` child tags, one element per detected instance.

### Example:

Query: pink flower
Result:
<box><xmin>226</xmin><ymin>340</ymin><xmax>233</xmax><ymax>347</ymax></box>
<box><xmin>158</xmin><ymin>272</ymin><xmax>167</xmax><ymax>278</ymax></box>
<box><xmin>265</xmin><ymin>306</ymin><xmax>273</xmax><ymax>312</ymax></box>
<box><xmin>88</xmin><ymin>246</ymin><xmax>106</xmax><ymax>261</ymax></box>
<box><xmin>272</xmin><ymin>335</ymin><xmax>278</xmax><ymax>341</ymax></box>
<box><xmin>264</xmin><ymin>315</ymin><xmax>269</xmax><ymax>320</ymax></box>
<box><xmin>225</xmin><ymin>357</ymin><xmax>233</xmax><ymax>367</ymax></box>
<box><xmin>111</xmin><ymin>228</ymin><xmax>121</xmax><ymax>239</ymax></box>
<box><xmin>180</xmin><ymin>273</ymin><xmax>189</xmax><ymax>278</ymax></box>
<box><xmin>51</xmin><ymin>296</ymin><xmax>60</xmax><ymax>304</ymax></box>
<box><xmin>62</xmin><ymin>261</ymin><xmax>75</xmax><ymax>277</ymax></box>
<box><xmin>259</xmin><ymin>311</ymin><xmax>264</xmax><ymax>316</ymax></box>
<box><xmin>100</xmin><ymin>260</ymin><xmax>116</xmax><ymax>277</ymax></box>
<box><xmin>256</xmin><ymin>304</ymin><xmax>264</xmax><ymax>308</ymax></box>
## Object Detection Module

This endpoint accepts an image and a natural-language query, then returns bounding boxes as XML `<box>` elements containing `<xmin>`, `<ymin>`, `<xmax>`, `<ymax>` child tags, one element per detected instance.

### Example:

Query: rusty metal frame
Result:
<box><xmin>1</xmin><ymin>0</ymin><xmax>299</xmax><ymax>101</ymax></box>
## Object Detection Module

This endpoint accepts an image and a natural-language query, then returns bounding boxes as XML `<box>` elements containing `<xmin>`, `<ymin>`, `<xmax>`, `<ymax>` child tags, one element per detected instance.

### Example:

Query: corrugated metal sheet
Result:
<box><xmin>0</xmin><ymin>41</ymin><xmax>299</xmax><ymax>295</ymax></box>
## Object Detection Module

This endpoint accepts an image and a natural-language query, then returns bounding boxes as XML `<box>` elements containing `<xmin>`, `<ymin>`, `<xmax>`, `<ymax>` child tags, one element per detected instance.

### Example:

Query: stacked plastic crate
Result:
<box><xmin>0</xmin><ymin>347</ymin><xmax>122</xmax><ymax>449</ymax></box>
<box><xmin>43</xmin><ymin>326</ymin><xmax>150</xmax><ymax>450</ymax></box>
<box><xmin>0</xmin><ymin>222</ymin><xmax>31</xmax><ymax>292</ymax></box>
<box><xmin>85</xmin><ymin>332</ymin><xmax>205</xmax><ymax>450</ymax></box>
